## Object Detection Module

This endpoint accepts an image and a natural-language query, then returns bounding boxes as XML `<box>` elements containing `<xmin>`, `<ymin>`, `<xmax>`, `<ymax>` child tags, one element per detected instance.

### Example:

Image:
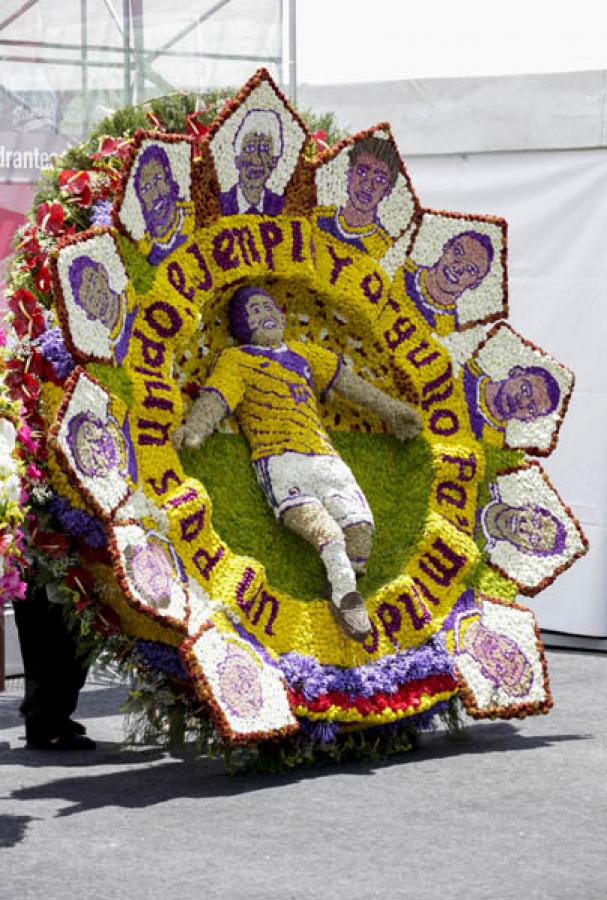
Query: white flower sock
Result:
<box><xmin>320</xmin><ymin>540</ymin><xmax>357</xmax><ymax>604</ymax></box>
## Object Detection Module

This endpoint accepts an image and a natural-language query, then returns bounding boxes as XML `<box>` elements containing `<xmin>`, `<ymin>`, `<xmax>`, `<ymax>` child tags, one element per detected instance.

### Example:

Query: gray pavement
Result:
<box><xmin>0</xmin><ymin>649</ymin><xmax>606</xmax><ymax>900</ymax></box>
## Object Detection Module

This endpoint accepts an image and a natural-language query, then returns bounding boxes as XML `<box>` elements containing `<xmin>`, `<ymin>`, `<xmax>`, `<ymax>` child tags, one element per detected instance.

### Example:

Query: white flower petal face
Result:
<box><xmin>209</xmin><ymin>79</ymin><xmax>306</xmax><ymax>198</ymax></box>
<box><xmin>409</xmin><ymin>213</ymin><xmax>506</xmax><ymax>329</ymax></box>
<box><xmin>55</xmin><ymin>371</ymin><xmax>133</xmax><ymax>518</ymax></box>
<box><xmin>56</xmin><ymin>233</ymin><xmax>129</xmax><ymax>364</ymax></box>
<box><xmin>455</xmin><ymin>597</ymin><xmax>550</xmax><ymax>715</ymax></box>
<box><xmin>119</xmin><ymin>139</ymin><xmax>193</xmax><ymax>242</ymax></box>
<box><xmin>190</xmin><ymin>628</ymin><xmax>296</xmax><ymax>737</ymax></box>
<box><xmin>481</xmin><ymin>465</ymin><xmax>586</xmax><ymax>592</ymax></box>
<box><xmin>474</xmin><ymin>323</ymin><xmax>574</xmax><ymax>453</ymax></box>
<box><xmin>111</xmin><ymin>522</ymin><xmax>189</xmax><ymax>624</ymax></box>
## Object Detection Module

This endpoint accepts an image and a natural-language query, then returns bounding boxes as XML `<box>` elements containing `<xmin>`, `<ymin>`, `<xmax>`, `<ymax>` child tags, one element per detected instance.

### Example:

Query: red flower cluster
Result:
<box><xmin>311</xmin><ymin>130</ymin><xmax>329</xmax><ymax>153</ymax></box>
<box><xmin>16</xmin><ymin>227</ymin><xmax>54</xmax><ymax>301</ymax></box>
<box><xmin>8</xmin><ymin>288</ymin><xmax>45</xmax><ymax>340</ymax></box>
<box><xmin>290</xmin><ymin>673</ymin><xmax>458</xmax><ymax>719</ymax></box>
<box><xmin>58</xmin><ymin>169</ymin><xmax>93</xmax><ymax>208</ymax></box>
<box><xmin>36</xmin><ymin>201</ymin><xmax>66</xmax><ymax>235</ymax></box>
<box><xmin>185</xmin><ymin>111</ymin><xmax>210</xmax><ymax>139</ymax></box>
<box><xmin>90</xmin><ymin>135</ymin><xmax>133</xmax><ymax>161</ymax></box>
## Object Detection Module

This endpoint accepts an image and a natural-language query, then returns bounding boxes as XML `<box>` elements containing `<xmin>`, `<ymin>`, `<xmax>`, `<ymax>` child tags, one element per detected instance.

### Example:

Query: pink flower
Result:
<box><xmin>26</xmin><ymin>462</ymin><xmax>43</xmax><ymax>481</ymax></box>
<box><xmin>17</xmin><ymin>423</ymin><xmax>38</xmax><ymax>454</ymax></box>
<box><xmin>0</xmin><ymin>567</ymin><xmax>26</xmax><ymax>602</ymax></box>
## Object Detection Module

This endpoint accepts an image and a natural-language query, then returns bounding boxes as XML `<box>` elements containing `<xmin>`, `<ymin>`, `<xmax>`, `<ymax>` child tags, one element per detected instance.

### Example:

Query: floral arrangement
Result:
<box><xmin>0</xmin><ymin>319</ymin><xmax>29</xmax><ymax>601</ymax></box>
<box><xmin>1</xmin><ymin>70</ymin><xmax>588</xmax><ymax>768</ymax></box>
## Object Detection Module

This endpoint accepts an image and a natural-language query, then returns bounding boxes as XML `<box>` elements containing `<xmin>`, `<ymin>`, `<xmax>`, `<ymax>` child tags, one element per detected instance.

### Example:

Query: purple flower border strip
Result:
<box><xmin>279</xmin><ymin>636</ymin><xmax>454</xmax><ymax>701</ymax></box>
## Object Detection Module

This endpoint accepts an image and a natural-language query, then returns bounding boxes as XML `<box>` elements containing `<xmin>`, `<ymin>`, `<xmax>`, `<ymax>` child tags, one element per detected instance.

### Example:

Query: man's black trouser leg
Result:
<box><xmin>13</xmin><ymin>583</ymin><xmax>88</xmax><ymax>742</ymax></box>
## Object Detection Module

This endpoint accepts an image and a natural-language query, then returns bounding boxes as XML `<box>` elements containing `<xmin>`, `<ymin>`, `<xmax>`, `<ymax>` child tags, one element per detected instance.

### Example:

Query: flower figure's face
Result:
<box><xmin>494</xmin><ymin>368</ymin><xmax>555</xmax><ymax>422</ymax></box>
<box><xmin>218</xmin><ymin>645</ymin><xmax>263</xmax><ymax>719</ymax></box>
<box><xmin>434</xmin><ymin>234</ymin><xmax>491</xmax><ymax>299</ymax></box>
<box><xmin>236</xmin><ymin>131</ymin><xmax>278</xmax><ymax>196</ymax></box>
<box><xmin>346</xmin><ymin>152</ymin><xmax>393</xmax><ymax>215</ymax></box>
<box><xmin>490</xmin><ymin>502</ymin><xmax>564</xmax><ymax>555</ymax></box>
<box><xmin>128</xmin><ymin>539</ymin><xmax>174</xmax><ymax>607</ymax></box>
<box><xmin>137</xmin><ymin>158</ymin><xmax>177</xmax><ymax>236</ymax></box>
<box><xmin>71</xmin><ymin>413</ymin><xmax>118</xmax><ymax>478</ymax></box>
<box><xmin>75</xmin><ymin>263</ymin><xmax>120</xmax><ymax>331</ymax></box>
<box><xmin>462</xmin><ymin>618</ymin><xmax>533</xmax><ymax>697</ymax></box>
<box><xmin>245</xmin><ymin>293</ymin><xmax>285</xmax><ymax>346</ymax></box>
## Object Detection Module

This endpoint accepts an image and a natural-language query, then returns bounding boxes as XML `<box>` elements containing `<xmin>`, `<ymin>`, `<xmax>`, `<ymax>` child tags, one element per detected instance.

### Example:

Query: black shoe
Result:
<box><xmin>54</xmin><ymin>733</ymin><xmax>96</xmax><ymax>751</ymax></box>
<box><xmin>64</xmin><ymin>718</ymin><xmax>87</xmax><ymax>736</ymax></box>
<box><xmin>26</xmin><ymin>733</ymin><xmax>96</xmax><ymax>751</ymax></box>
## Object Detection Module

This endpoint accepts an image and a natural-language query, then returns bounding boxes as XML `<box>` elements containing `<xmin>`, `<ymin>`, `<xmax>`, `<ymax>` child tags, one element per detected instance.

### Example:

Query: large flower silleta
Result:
<box><xmin>11</xmin><ymin>69</ymin><xmax>586</xmax><ymax>747</ymax></box>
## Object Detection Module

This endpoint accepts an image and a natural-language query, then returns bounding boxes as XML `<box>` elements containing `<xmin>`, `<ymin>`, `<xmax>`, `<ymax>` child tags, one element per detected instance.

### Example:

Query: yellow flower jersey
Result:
<box><xmin>202</xmin><ymin>341</ymin><xmax>342</xmax><ymax>461</ymax></box>
<box><xmin>140</xmin><ymin>201</ymin><xmax>195</xmax><ymax>264</ymax></box>
<box><xmin>315</xmin><ymin>206</ymin><xmax>392</xmax><ymax>260</ymax></box>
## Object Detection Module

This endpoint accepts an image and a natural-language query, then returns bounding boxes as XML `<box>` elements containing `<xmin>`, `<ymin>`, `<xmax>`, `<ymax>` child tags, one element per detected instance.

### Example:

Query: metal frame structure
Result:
<box><xmin>0</xmin><ymin>0</ymin><xmax>297</xmax><ymax>133</ymax></box>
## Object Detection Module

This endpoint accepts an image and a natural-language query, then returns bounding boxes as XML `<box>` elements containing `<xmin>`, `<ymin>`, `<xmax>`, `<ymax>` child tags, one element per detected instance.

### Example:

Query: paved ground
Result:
<box><xmin>0</xmin><ymin>649</ymin><xmax>605</xmax><ymax>900</ymax></box>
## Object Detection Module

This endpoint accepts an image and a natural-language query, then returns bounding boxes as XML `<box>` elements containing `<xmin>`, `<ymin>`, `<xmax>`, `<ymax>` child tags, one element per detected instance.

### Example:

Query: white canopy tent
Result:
<box><xmin>301</xmin><ymin>71</ymin><xmax>607</xmax><ymax>645</ymax></box>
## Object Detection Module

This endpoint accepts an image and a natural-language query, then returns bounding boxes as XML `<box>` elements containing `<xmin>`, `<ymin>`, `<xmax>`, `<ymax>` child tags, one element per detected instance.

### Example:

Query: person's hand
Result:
<box><xmin>385</xmin><ymin>401</ymin><xmax>423</xmax><ymax>441</ymax></box>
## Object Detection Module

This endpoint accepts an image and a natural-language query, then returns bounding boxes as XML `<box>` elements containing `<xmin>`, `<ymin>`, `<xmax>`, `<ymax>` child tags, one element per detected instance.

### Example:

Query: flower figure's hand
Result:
<box><xmin>172</xmin><ymin>392</ymin><xmax>228</xmax><ymax>451</ymax></box>
<box><xmin>172</xmin><ymin>422</ymin><xmax>207</xmax><ymax>450</ymax></box>
<box><xmin>385</xmin><ymin>401</ymin><xmax>423</xmax><ymax>441</ymax></box>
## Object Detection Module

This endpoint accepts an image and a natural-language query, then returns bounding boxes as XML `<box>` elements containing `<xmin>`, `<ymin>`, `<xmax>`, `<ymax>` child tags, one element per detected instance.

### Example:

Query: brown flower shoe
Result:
<box><xmin>330</xmin><ymin>591</ymin><xmax>372</xmax><ymax>642</ymax></box>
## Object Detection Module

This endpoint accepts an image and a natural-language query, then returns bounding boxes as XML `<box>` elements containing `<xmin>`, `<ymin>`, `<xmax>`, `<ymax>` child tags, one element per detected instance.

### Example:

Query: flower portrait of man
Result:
<box><xmin>67</xmin><ymin>255</ymin><xmax>136</xmax><ymax>365</ymax></box>
<box><xmin>132</xmin><ymin>142</ymin><xmax>193</xmax><ymax>264</ymax></box>
<box><xmin>479</xmin><ymin>480</ymin><xmax>567</xmax><ymax>558</ymax></box>
<box><xmin>455</xmin><ymin>609</ymin><xmax>534</xmax><ymax>698</ymax></box>
<box><xmin>67</xmin><ymin>409</ymin><xmax>136</xmax><ymax>484</ymax></box>
<box><xmin>219</xmin><ymin>108</ymin><xmax>285</xmax><ymax>216</ymax></box>
<box><xmin>315</xmin><ymin>135</ymin><xmax>404</xmax><ymax>260</ymax></box>
<box><xmin>464</xmin><ymin>359</ymin><xmax>561</xmax><ymax>445</ymax></box>
<box><xmin>124</xmin><ymin>534</ymin><xmax>178</xmax><ymax>610</ymax></box>
<box><xmin>403</xmin><ymin>229</ymin><xmax>495</xmax><ymax>334</ymax></box>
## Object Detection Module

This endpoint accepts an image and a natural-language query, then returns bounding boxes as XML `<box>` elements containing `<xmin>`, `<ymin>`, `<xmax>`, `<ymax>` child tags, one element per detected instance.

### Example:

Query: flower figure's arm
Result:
<box><xmin>172</xmin><ymin>390</ymin><xmax>229</xmax><ymax>450</ymax></box>
<box><xmin>332</xmin><ymin>367</ymin><xmax>422</xmax><ymax>441</ymax></box>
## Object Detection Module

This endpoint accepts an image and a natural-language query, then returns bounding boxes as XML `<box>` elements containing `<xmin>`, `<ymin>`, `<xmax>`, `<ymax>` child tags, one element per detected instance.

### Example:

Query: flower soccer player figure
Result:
<box><xmin>173</xmin><ymin>286</ymin><xmax>422</xmax><ymax>642</ymax></box>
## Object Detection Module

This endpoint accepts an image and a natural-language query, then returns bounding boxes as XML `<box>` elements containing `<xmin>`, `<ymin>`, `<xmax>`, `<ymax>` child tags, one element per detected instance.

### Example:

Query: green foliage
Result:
<box><xmin>181</xmin><ymin>432</ymin><xmax>433</xmax><ymax>600</ymax></box>
<box><xmin>120</xmin><ymin>668</ymin><xmax>421</xmax><ymax>774</ymax></box>
<box><xmin>87</xmin><ymin>363</ymin><xmax>135</xmax><ymax>408</ymax></box>
<box><xmin>115</xmin><ymin>232</ymin><xmax>157</xmax><ymax>295</ymax></box>
<box><xmin>299</xmin><ymin>107</ymin><xmax>347</xmax><ymax>146</ymax></box>
<box><xmin>466</xmin><ymin>443</ymin><xmax>526</xmax><ymax>597</ymax></box>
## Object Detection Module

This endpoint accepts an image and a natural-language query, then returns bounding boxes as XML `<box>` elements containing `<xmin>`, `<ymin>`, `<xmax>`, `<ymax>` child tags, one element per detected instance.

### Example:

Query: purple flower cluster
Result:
<box><xmin>90</xmin><ymin>199</ymin><xmax>114</xmax><ymax>228</ymax></box>
<box><xmin>36</xmin><ymin>327</ymin><xmax>75</xmax><ymax>380</ymax></box>
<box><xmin>49</xmin><ymin>494</ymin><xmax>107</xmax><ymax>548</ymax></box>
<box><xmin>299</xmin><ymin>719</ymin><xmax>341</xmax><ymax>743</ymax></box>
<box><xmin>279</xmin><ymin>636</ymin><xmax>454</xmax><ymax>702</ymax></box>
<box><xmin>298</xmin><ymin>699</ymin><xmax>451</xmax><ymax>744</ymax></box>
<box><xmin>135</xmin><ymin>640</ymin><xmax>188</xmax><ymax>680</ymax></box>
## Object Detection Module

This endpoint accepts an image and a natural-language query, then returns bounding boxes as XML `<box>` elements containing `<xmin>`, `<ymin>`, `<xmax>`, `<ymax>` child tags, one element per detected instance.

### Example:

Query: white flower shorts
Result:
<box><xmin>254</xmin><ymin>451</ymin><xmax>374</xmax><ymax>529</ymax></box>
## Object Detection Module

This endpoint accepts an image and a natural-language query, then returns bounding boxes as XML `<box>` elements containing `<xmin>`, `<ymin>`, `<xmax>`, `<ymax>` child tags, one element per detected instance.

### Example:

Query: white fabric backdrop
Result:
<box><xmin>301</xmin><ymin>72</ymin><xmax>607</xmax><ymax>639</ymax></box>
<box><xmin>404</xmin><ymin>148</ymin><xmax>607</xmax><ymax>637</ymax></box>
